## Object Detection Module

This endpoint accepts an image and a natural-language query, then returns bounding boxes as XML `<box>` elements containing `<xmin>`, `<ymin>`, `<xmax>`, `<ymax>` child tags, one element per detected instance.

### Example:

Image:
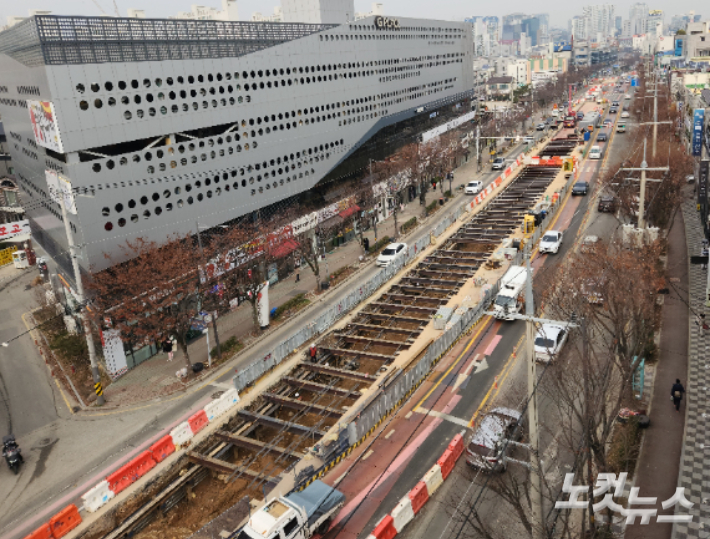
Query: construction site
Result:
<box><xmin>73</xmin><ymin>129</ymin><xmax>582</xmax><ymax>539</ymax></box>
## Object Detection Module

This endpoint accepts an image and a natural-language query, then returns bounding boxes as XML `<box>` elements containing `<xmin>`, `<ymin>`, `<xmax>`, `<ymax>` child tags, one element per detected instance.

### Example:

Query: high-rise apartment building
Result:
<box><xmin>629</xmin><ymin>2</ymin><xmax>649</xmax><ymax>35</ymax></box>
<box><xmin>582</xmin><ymin>4</ymin><xmax>615</xmax><ymax>40</ymax></box>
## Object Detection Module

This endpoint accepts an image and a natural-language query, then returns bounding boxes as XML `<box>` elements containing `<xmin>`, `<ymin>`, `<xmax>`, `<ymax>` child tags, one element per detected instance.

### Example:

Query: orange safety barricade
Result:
<box><xmin>437</xmin><ymin>449</ymin><xmax>456</xmax><ymax>479</ymax></box>
<box><xmin>150</xmin><ymin>435</ymin><xmax>176</xmax><ymax>463</ymax></box>
<box><xmin>408</xmin><ymin>482</ymin><xmax>429</xmax><ymax>514</ymax></box>
<box><xmin>448</xmin><ymin>434</ymin><xmax>464</xmax><ymax>460</ymax></box>
<box><xmin>371</xmin><ymin>515</ymin><xmax>397</xmax><ymax>539</ymax></box>
<box><xmin>188</xmin><ymin>409</ymin><xmax>209</xmax><ymax>434</ymax></box>
<box><xmin>130</xmin><ymin>450</ymin><xmax>157</xmax><ymax>479</ymax></box>
<box><xmin>49</xmin><ymin>505</ymin><xmax>82</xmax><ymax>539</ymax></box>
<box><xmin>23</xmin><ymin>523</ymin><xmax>52</xmax><ymax>539</ymax></box>
<box><xmin>106</xmin><ymin>462</ymin><xmax>139</xmax><ymax>494</ymax></box>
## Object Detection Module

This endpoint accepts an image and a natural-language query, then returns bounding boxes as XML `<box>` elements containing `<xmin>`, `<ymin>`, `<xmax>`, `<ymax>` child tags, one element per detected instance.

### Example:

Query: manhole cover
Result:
<box><xmin>211</xmin><ymin>391</ymin><xmax>225</xmax><ymax>399</ymax></box>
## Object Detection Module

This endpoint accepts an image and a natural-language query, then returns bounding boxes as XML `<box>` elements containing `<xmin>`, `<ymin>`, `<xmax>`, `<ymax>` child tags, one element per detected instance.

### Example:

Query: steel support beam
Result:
<box><xmin>282</xmin><ymin>376</ymin><xmax>362</xmax><ymax>399</ymax></box>
<box><xmin>262</xmin><ymin>392</ymin><xmax>344</xmax><ymax>418</ymax></box>
<box><xmin>186</xmin><ymin>452</ymin><xmax>273</xmax><ymax>479</ymax></box>
<box><xmin>335</xmin><ymin>334</ymin><xmax>406</xmax><ymax>348</ymax></box>
<box><xmin>300</xmin><ymin>361</ymin><xmax>378</xmax><ymax>382</ymax></box>
<box><xmin>213</xmin><ymin>431</ymin><xmax>305</xmax><ymax>459</ymax></box>
<box><xmin>237</xmin><ymin>410</ymin><xmax>327</xmax><ymax>438</ymax></box>
<box><xmin>318</xmin><ymin>347</ymin><xmax>395</xmax><ymax>361</ymax></box>
<box><xmin>360</xmin><ymin>312</ymin><xmax>429</xmax><ymax>324</ymax></box>
<box><xmin>370</xmin><ymin>302</ymin><xmax>437</xmax><ymax>313</ymax></box>
<box><xmin>345</xmin><ymin>323</ymin><xmax>420</xmax><ymax>336</ymax></box>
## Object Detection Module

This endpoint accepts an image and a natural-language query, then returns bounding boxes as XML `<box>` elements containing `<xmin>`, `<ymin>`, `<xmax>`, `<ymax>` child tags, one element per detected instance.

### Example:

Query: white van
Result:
<box><xmin>589</xmin><ymin>146</ymin><xmax>602</xmax><ymax>159</ymax></box>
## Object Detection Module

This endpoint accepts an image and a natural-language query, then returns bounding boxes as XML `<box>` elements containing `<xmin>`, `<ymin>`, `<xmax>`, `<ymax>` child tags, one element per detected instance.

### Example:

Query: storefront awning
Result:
<box><xmin>270</xmin><ymin>238</ymin><xmax>299</xmax><ymax>259</ymax></box>
<box><xmin>338</xmin><ymin>205</ymin><xmax>361</xmax><ymax>220</ymax></box>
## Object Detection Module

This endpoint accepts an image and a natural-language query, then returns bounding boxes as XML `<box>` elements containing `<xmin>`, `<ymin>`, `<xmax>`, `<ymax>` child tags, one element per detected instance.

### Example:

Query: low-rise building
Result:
<box><xmin>485</xmin><ymin>76</ymin><xmax>515</xmax><ymax>99</ymax></box>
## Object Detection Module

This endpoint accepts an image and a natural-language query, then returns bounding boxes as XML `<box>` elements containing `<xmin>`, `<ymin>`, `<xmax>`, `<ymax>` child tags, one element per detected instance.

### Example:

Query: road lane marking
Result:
<box><xmin>468</xmin><ymin>334</ymin><xmax>524</xmax><ymax>427</ymax></box>
<box><xmin>416</xmin><ymin>407</ymin><xmax>471</xmax><ymax>428</ymax></box>
<box><xmin>483</xmin><ymin>334</ymin><xmax>502</xmax><ymax>356</ymax></box>
<box><xmin>385</xmin><ymin>429</ymin><xmax>396</xmax><ymax>439</ymax></box>
<box><xmin>415</xmin><ymin>316</ymin><xmax>493</xmax><ymax>412</ymax></box>
<box><xmin>362</xmin><ymin>450</ymin><xmax>374</xmax><ymax>461</ymax></box>
<box><xmin>474</xmin><ymin>357</ymin><xmax>489</xmax><ymax>374</ymax></box>
<box><xmin>463</xmin><ymin>354</ymin><xmax>480</xmax><ymax>376</ymax></box>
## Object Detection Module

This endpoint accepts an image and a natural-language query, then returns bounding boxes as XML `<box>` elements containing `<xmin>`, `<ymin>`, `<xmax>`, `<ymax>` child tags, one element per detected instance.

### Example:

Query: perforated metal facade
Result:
<box><xmin>0</xmin><ymin>14</ymin><xmax>473</xmax><ymax>275</ymax></box>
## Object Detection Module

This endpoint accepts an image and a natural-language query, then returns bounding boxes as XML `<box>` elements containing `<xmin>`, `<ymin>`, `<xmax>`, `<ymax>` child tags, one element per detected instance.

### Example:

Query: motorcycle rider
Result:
<box><xmin>2</xmin><ymin>435</ymin><xmax>23</xmax><ymax>470</ymax></box>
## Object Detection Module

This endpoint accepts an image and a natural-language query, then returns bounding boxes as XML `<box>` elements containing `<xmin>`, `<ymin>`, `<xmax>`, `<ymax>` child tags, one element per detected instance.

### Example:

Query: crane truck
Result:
<box><xmin>493</xmin><ymin>265</ymin><xmax>527</xmax><ymax>321</ymax></box>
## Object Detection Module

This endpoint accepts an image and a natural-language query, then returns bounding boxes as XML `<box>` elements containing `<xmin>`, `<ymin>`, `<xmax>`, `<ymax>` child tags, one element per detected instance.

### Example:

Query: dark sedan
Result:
<box><xmin>597</xmin><ymin>133</ymin><xmax>608</xmax><ymax>142</ymax></box>
<box><xmin>572</xmin><ymin>181</ymin><xmax>589</xmax><ymax>196</ymax></box>
<box><xmin>598</xmin><ymin>195</ymin><xmax>616</xmax><ymax>212</ymax></box>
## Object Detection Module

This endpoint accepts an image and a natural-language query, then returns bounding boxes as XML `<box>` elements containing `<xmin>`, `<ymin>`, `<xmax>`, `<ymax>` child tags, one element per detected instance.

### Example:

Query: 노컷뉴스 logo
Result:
<box><xmin>556</xmin><ymin>473</ymin><xmax>694</xmax><ymax>524</ymax></box>
<box><xmin>374</xmin><ymin>16</ymin><xmax>399</xmax><ymax>29</ymax></box>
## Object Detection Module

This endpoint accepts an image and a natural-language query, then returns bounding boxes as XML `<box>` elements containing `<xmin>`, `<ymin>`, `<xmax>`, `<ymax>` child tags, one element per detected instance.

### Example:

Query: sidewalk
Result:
<box><xmin>667</xmin><ymin>194</ymin><xmax>710</xmax><ymax>537</ymax></box>
<box><xmin>625</xmin><ymin>200</ymin><xmax>689</xmax><ymax>539</ymax></box>
<box><xmin>101</xmin><ymin>141</ymin><xmax>530</xmax><ymax>407</ymax></box>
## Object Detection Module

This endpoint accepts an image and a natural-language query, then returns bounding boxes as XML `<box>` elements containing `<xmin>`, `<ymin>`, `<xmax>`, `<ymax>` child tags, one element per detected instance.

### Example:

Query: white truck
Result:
<box><xmin>235</xmin><ymin>481</ymin><xmax>345</xmax><ymax>539</ymax></box>
<box><xmin>493</xmin><ymin>265</ymin><xmax>527</xmax><ymax>320</ymax></box>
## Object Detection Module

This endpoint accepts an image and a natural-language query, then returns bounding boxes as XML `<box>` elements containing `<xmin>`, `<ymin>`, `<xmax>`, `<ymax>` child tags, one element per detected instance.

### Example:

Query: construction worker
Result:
<box><xmin>309</xmin><ymin>344</ymin><xmax>318</xmax><ymax>362</ymax></box>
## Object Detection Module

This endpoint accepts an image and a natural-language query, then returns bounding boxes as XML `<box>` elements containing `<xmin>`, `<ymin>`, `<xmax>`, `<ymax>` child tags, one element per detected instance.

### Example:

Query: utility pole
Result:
<box><xmin>476</xmin><ymin>125</ymin><xmax>481</xmax><ymax>172</ymax></box>
<box><xmin>524</xmin><ymin>251</ymin><xmax>545</xmax><ymax>539</ymax></box>
<box><xmin>619</xmin><ymin>140</ymin><xmax>669</xmax><ymax>229</ymax></box>
<box><xmin>640</xmin><ymin>74</ymin><xmax>672</xmax><ymax>159</ymax></box>
<box><xmin>59</xmin><ymin>193</ymin><xmax>105</xmax><ymax>405</ymax></box>
<box><xmin>486</xmin><ymin>252</ymin><xmax>579</xmax><ymax>538</ymax></box>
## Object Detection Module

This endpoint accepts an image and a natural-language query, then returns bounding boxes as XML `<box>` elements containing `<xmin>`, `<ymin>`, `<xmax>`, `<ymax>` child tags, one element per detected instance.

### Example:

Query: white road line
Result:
<box><xmin>362</xmin><ymin>449</ymin><xmax>374</xmax><ymax>461</ymax></box>
<box><xmin>385</xmin><ymin>429</ymin><xmax>396</xmax><ymax>439</ymax></box>
<box><xmin>416</xmin><ymin>407</ymin><xmax>471</xmax><ymax>428</ymax></box>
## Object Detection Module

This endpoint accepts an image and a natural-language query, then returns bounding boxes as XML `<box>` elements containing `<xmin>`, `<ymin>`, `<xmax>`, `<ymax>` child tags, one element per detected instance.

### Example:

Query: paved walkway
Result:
<box><xmin>101</xmin><ymin>137</ymin><xmax>533</xmax><ymax>406</ymax></box>
<box><xmin>669</xmin><ymin>195</ymin><xmax>710</xmax><ymax>538</ymax></box>
<box><xmin>626</xmin><ymin>201</ymin><xmax>689</xmax><ymax>539</ymax></box>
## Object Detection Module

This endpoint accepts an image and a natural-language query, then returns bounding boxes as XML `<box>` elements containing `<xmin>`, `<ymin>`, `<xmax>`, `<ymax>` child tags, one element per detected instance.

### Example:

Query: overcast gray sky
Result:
<box><xmin>0</xmin><ymin>0</ymin><xmax>703</xmax><ymax>28</ymax></box>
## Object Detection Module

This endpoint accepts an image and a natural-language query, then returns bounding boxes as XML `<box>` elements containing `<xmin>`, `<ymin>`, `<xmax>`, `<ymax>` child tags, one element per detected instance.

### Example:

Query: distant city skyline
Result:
<box><xmin>0</xmin><ymin>0</ymin><xmax>704</xmax><ymax>27</ymax></box>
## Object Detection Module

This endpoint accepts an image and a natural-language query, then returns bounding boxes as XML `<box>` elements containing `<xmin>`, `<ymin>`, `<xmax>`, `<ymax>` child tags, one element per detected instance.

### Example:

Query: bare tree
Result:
<box><xmin>89</xmin><ymin>235</ymin><xmax>201</xmax><ymax>370</ymax></box>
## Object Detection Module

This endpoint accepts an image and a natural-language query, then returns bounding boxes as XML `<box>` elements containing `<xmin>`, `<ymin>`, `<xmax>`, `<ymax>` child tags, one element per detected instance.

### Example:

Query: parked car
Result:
<box><xmin>598</xmin><ymin>195</ymin><xmax>617</xmax><ymax>212</ymax></box>
<box><xmin>597</xmin><ymin>132</ymin><xmax>608</xmax><ymax>142</ymax></box>
<box><xmin>534</xmin><ymin>323</ymin><xmax>569</xmax><ymax>363</ymax></box>
<box><xmin>491</xmin><ymin>157</ymin><xmax>506</xmax><ymax>170</ymax></box>
<box><xmin>536</xmin><ymin>123</ymin><xmax>546</xmax><ymax>131</ymax></box>
<box><xmin>612</xmin><ymin>101</ymin><xmax>619</xmax><ymax>107</ymax></box>
<box><xmin>539</xmin><ymin>230</ymin><xmax>563</xmax><ymax>254</ymax></box>
<box><xmin>465</xmin><ymin>180</ymin><xmax>483</xmax><ymax>195</ymax></box>
<box><xmin>465</xmin><ymin>407</ymin><xmax>522</xmax><ymax>472</ymax></box>
<box><xmin>376</xmin><ymin>242</ymin><xmax>407</xmax><ymax>267</ymax></box>
<box><xmin>603</xmin><ymin>119</ymin><xmax>613</xmax><ymax>126</ymax></box>
<box><xmin>572</xmin><ymin>181</ymin><xmax>590</xmax><ymax>195</ymax></box>
<box><xmin>621</xmin><ymin>111</ymin><xmax>630</xmax><ymax>118</ymax></box>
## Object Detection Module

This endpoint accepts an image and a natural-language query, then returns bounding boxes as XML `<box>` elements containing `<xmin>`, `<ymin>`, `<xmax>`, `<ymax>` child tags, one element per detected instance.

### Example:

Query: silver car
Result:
<box><xmin>465</xmin><ymin>407</ymin><xmax>522</xmax><ymax>472</ymax></box>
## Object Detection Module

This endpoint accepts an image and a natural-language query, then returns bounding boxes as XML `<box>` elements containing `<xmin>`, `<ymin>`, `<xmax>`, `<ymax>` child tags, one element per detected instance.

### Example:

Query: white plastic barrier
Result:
<box><xmin>220</xmin><ymin>388</ymin><xmax>240</xmax><ymax>408</ymax></box>
<box><xmin>204</xmin><ymin>398</ymin><xmax>227</xmax><ymax>422</ymax></box>
<box><xmin>391</xmin><ymin>495</ymin><xmax>415</xmax><ymax>532</ymax></box>
<box><xmin>421</xmin><ymin>464</ymin><xmax>444</xmax><ymax>496</ymax></box>
<box><xmin>81</xmin><ymin>480</ymin><xmax>115</xmax><ymax>513</ymax></box>
<box><xmin>170</xmin><ymin>421</ymin><xmax>194</xmax><ymax>449</ymax></box>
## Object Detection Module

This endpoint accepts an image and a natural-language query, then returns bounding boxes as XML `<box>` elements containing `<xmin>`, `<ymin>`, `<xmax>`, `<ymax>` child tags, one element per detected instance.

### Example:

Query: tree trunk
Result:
<box><xmin>211</xmin><ymin>313</ymin><xmax>221</xmax><ymax>360</ymax></box>
<box><xmin>393</xmin><ymin>197</ymin><xmax>399</xmax><ymax>239</ymax></box>
<box><xmin>179</xmin><ymin>332</ymin><xmax>192</xmax><ymax>369</ymax></box>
